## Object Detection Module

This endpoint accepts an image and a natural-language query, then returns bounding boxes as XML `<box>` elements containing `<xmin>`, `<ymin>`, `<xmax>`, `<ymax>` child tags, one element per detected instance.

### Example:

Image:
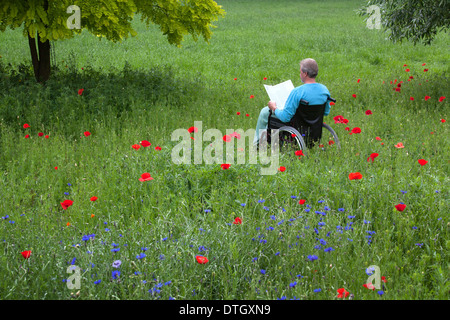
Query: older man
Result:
<box><xmin>253</xmin><ymin>58</ymin><xmax>331</xmax><ymax>146</ymax></box>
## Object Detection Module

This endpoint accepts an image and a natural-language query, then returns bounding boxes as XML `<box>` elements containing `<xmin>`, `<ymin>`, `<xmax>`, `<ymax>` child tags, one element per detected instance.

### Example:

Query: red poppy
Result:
<box><xmin>394</xmin><ymin>142</ymin><xmax>404</xmax><ymax>148</ymax></box>
<box><xmin>410</xmin><ymin>97</ymin><xmax>414</xmax><ymax>101</ymax></box>
<box><xmin>381</xmin><ymin>276</ymin><xmax>387</xmax><ymax>283</ymax></box>
<box><xmin>342</xmin><ymin>118</ymin><xmax>349</xmax><ymax>124</ymax></box>
<box><xmin>23</xmin><ymin>123</ymin><xmax>30</xmax><ymax>129</ymax></box>
<box><xmin>403</xmin><ymin>64</ymin><xmax>408</xmax><ymax>67</ymax></box>
<box><xmin>278</xmin><ymin>166</ymin><xmax>286</xmax><ymax>172</ymax></box>
<box><xmin>140</xmin><ymin>140</ymin><xmax>151</xmax><ymax>147</ymax></box>
<box><xmin>221</xmin><ymin>164</ymin><xmax>230</xmax><ymax>170</ymax></box>
<box><xmin>344</xmin><ymin>127</ymin><xmax>350</xmax><ymax>131</ymax></box>
<box><xmin>223</xmin><ymin>135</ymin><xmax>231</xmax><ymax>142</ymax></box>
<box><xmin>25</xmin><ymin>134</ymin><xmax>30</xmax><ymax>139</ymax></box>
<box><xmin>21</xmin><ymin>251</ymin><xmax>32</xmax><ymax>259</ymax></box>
<box><xmin>299</xmin><ymin>199</ymin><xmax>306</xmax><ymax>205</ymax></box>
<box><xmin>236</xmin><ymin>112</ymin><xmax>241</xmax><ymax>115</ymax></box>
<box><xmin>367</xmin><ymin>153</ymin><xmax>379</xmax><ymax>162</ymax></box>
<box><xmin>61</xmin><ymin>199</ymin><xmax>74</xmax><ymax>210</ymax></box>
<box><xmin>329</xmin><ymin>140</ymin><xmax>335</xmax><ymax>145</ymax></box>
<box><xmin>395</xmin><ymin>88</ymin><xmax>401</xmax><ymax>92</ymax></box>
<box><xmin>291</xmin><ymin>133</ymin><xmax>296</xmax><ymax>138</ymax></box>
<box><xmin>90</xmin><ymin>196</ymin><xmax>98</xmax><ymax>201</ymax></box>
<box><xmin>418</xmin><ymin>159</ymin><xmax>428</xmax><ymax>166</ymax></box>
<box><xmin>330</xmin><ymin>101</ymin><xmax>335</xmax><ymax>106</ymax></box>
<box><xmin>139</xmin><ymin>173</ymin><xmax>154</xmax><ymax>181</ymax></box>
<box><xmin>245</xmin><ymin>114</ymin><xmax>249</xmax><ymax>117</ymax></box>
<box><xmin>397</xmin><ymin>83</ymin><xmax>401</xmax><ymax>88</ymax></box>
<box><xmin>196</xmin><ymin>255</ymin><xmax>209</xmax><ymax>264</ymax></box>
<box><xmin>422</xmin><ymin>63</ymin><xmax>426</xmax><ymax>66</ymax></box>
<box><xmin>78</xmin><ymin>88</ymin><xmax>84</xmax><ymax>95</ymax></box>
<box><xmin>424</xmin><ymin>69</ymin><xmax>428</xmax><ymax>72</ymax></box>
<box><xmin>45</xmin><ymin>135</ymin><xmax>49</xmax><ymax>139</ymax></box>
<box><xmin>188</xmin><ymin>126</ymin><xmax>198</xmax><ymax>133</ymax></box>
<box><xmin>365</xmin><ymin>110</ymin><xmax>372</xmax><ymax>115</ymax></box>
<box><xmin>38</xmin><ymin>132</ymin><xmax>44</xmax><ymax>137</ymax></box>
<box><xmin>349</xmin><ymin>172</ymin><xmax>363</xmax><ymax>180</ymax></box>
<box><xmin>352</xmin><ymin>94</ymin><xmax>356</xmax><ymax>98</ymax></box>
<box><xmin>233</xmin><ymin>217</ymin><xmax>242</xmax><ymax>225</ymax></box>
<box><xmin>395</xmin><ymin>203</ymin><xmax>406</xmax><ymax>211</ymax></box>
<box><xmin>375</xmin><ymin>137</ymin><xmax>382</xmax><ymax>141</ymax></box>
<box><xmin>84</xmin><ymin>131</ymin><xmax>91</xmax><ymax>137</ymax></box>
<box><xmin>439</xmin><ymin>96</ymin><xmax>446</xmax><ymax>102</ymax></box>
<box><xmin>351</xmin><ymin>127</ymin><xmax>361</xmax><ymax>134</ymax></box>
<box><xmin>295</xmin><ymin>150</ymin><xmax>304</xmax><ymax>157</ymax></box>
<box><xmin>405</xmin><ymin>68</ymin><xmax>410</xmax><ymax>72</ymax></box>
<box><xmin>441</xmin><ymin>119</ymin><xmax>446</xmax><ymax>123</ymax></box>
<box><xmin>337</xmin><ymin>288</ymin><xmax>349</xmax><ymax>298</ymax></box>
<box><xmin>155</xmin><ymin>146</ymin><xmax>162</xmax><ymax>151</ymax></box>
<box><xmin>357</xmin><ymin>79</ymin><xmax>360</xmax><ymax>83</ymax></box>
<box><xmin>54</xmin><ymin>166</ymin><xmax>58</xmax><ymax>170</ymax></box>
<box><xmin>424</xmin><ymin>96</ymin><xmax>431</xmax><ymax>101</ymax></box>
<box><xmin>132</xmin><ymin>144</ymin><xmax>141</xmax><ymax>150</ymax></box>
<box><xmin>263</xmin><ymin>77</ymin><xmax>267</xmax><ymax>80</ymax></box>
<box><xmin>250</xmin><ymin>95</ymin><xmax>255</xmax><ymax>99</ymax></box>
<box><xmin>363</xmin><ymin>283</ymin><xmax>375</xmax><ymax>290</ymax></box>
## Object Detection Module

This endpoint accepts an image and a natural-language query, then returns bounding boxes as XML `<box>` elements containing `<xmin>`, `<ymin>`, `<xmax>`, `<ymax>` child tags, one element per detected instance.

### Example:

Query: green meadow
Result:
<box><xmin>0</xmin><ymin>0</ymin><xmax>448</xmax><ymax>300</ymax></box>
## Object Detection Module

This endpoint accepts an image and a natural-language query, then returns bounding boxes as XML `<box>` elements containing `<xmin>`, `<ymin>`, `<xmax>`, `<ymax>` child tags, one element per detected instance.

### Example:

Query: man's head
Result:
<box><xmin>300</xmin><ymin>58</ymin><xmax>318</xmax><ymax>82</ymax></box>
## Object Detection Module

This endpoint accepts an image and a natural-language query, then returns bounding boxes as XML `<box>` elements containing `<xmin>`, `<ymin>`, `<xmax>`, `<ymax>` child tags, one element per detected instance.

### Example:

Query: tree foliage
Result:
<box><xmin>359</xmin><ymin>0</ymin><xmax>449</xmax><ymax>45</ymax></box>
<box><xmin>0</xmin><ymin>0</ymin><xmax>225</xmax><ymax>82</ymax></box>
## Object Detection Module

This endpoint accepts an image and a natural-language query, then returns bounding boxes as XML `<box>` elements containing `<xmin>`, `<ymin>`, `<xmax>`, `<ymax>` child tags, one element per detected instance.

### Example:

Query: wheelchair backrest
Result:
<box><xmin>290</xmin><ymin>100</ymin><xmax>326</xmax><ymax>147</ymax></box>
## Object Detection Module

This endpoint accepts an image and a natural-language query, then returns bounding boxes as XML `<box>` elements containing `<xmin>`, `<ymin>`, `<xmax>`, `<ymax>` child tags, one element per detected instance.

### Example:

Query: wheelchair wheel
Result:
<box><xmin>322</xmin><ymin>123</ymin><xmax>341</xmax><ymax>149</ymax></box>
<box><xmin>276</xmin><ymin>126</ymin><xmax>307</xmax><ymax>151</ymax></box>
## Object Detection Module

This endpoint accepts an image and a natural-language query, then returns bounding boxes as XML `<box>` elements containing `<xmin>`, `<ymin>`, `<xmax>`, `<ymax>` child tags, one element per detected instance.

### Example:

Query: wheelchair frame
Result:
<box><xmin>262</xmin><ymin>97</ymin><xmax>340</xmax><ymax>153</ymax></box>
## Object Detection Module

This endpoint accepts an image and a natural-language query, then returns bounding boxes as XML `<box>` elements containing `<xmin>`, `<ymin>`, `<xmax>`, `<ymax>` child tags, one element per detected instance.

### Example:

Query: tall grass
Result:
<box><xmin>0</xmin><ymin>0</ymin><xmax>448</xmax><ymax>300</ymax></box>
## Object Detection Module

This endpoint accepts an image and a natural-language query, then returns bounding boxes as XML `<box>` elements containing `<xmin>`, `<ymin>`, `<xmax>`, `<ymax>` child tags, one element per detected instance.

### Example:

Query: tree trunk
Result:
<box><xmin>28</xmin><ymin>0</ymin><xmax>51</xmax><ymax>83</ymax></box>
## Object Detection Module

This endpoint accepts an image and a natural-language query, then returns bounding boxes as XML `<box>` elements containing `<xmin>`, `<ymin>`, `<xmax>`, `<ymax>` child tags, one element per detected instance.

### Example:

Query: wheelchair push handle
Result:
<box><xmin>300</xmin><ymin>97</ymin><xmax>336</xmax><ymax>106</ymax></box>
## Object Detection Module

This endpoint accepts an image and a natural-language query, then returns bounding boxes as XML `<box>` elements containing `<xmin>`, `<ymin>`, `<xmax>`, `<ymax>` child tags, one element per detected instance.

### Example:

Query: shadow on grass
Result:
<box><xmin>0</xmin><ymin>58</ymin><xmax>206</xmax><ymax>136</ymax></box>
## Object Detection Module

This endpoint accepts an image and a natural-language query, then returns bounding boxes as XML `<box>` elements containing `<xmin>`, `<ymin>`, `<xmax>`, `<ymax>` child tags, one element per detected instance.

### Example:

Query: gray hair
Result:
<box><xmin>300</xmin><ymin>58</ymin><xmax>318</xmax><ymax>78</ymax></box>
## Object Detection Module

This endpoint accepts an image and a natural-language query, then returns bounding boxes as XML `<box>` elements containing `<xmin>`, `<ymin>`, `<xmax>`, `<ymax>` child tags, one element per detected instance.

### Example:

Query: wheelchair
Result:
<box><xmin>261</xmin><ymin>97</ymin><xmax>340</xmax><ymax>153</ymax></box>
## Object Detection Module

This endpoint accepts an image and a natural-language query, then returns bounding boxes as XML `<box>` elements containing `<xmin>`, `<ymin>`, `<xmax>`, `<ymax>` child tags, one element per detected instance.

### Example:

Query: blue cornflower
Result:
<box><xmin>377</xmin><ymin>290</ymin><xmax>384</xmax><ymax>296</ymax></box>
<box><xmin>70</xmin><ymin>257</ymin><xmax>76</xmax><ymax>265</ymax></box>
<box><xmin>159</xmin><ymin>254</ymin><xmax>165</xmax><ymax>260</ymax></box>
<box><xmin>267</xmin><ymin>226</ymin><xmax>274</xmax><ymax>231</ymax></box>
<box><xmin>94</xmin><ymin>280</ymin><xmax>101</xmax><ymax>285</ymax></box>
<box><xmin>366</xmin><ymin>267</ymin><xmax>375</xmax><ymax>276</ymax></box>
<box><xmin>82</xmin><ymin>235</ymin><xmax>90</xmax><ymax>242</ymax></box>
<box><xmin>314</xmin><ymin>288</ymin><xmax>321</xmax><ymax>293</ymax></box>
<box><xmin>260</xmin><ymin>269</ymin><xmax>266</xmax><ymax>275</ymax></box>
<box><xmin>314</xmin><ymin>245</ymin><xmax>322</xmax><ymax>250</ymax></box>
<box><xmin>9</xmin><ymin>221</ymin><xmax>15</xmax><ymax>224</ymax></box>
<box><xmin>136</xmin><ymin>253</ymin><xmax>146</xmax><ymax>259</ymax></box>
<box><xmin>263</xmin><ymin>206</ymin><xmax>270</xmax><ymax>211</ymax></box>
<box><xmin>364</xmin><ymin>220</ymin><xmax>371</xmax><ymax>224</ymax></box>
<box><xmin>258</xmin><ymin>199</ymin><xmax>265</xmax><ymax>203</ymax></box>
<box><xmin>289</xmin><ymin>281</ymin><xmax>297</xmax><ymax>288</ymax></box>
<box><xmin>204</xmin><ymin>209</ymin><xmax>211</xmax><ymax>213</ymax></box>
<box><xmin>415</xmin><ymin>243</ymin><xmax>424</xmax><ymax>248</ymax></box>
<box><xmin>319</xmin><ymin>239</ymin><xmax>327</xmax><ymax>245</ymax></box>
<box><xmin>412</xmin><ymin>226</ymin><xmax>417</xmax><ymax>230</ymax></box>
<box><xmin>270</xmin><ymin>215</ymin><xmax>276</xmax><ymax>220</ymax></box>
<box><xmin>241</xmin><ymin>203</ymin><xmax>246</xmax><ymax>207</ymax></box>
<box><xmin>275</xmin><ymin>252</ymin><xmax>280</xmax><ymax>256</ymax></box>
<box><xmin>260</xmin><ymin>239</ymin><xmax>267</xmax><ymax>244</ymax></box>
<box><xmin>252</xmin><ymin>257</ymin><xmax>258</xmax><ymax>262</ymax></box>
<box><xmin>277</xmin><ymin>220</ymin><xmax>284</xmax><ymax>225</ymax></box>
<box><xmin>164</xmin><ymin>281</ymin><xmax>172</xmax><ymax>286</ymax></box>
<box><xmin>338</xmin><ymin>208</ymin><xmax>345</xmax><ymax>212</ymax></box>
<box><xmin>324</xmin><ymin>206</ymin><xmax>330</xmax><ymax>211</ymax></box>
<box><xmin>111</xmin><ymin>248</ymin><xmax>120</xmax><ymax>253</ymax></box>
<box><xmin>2</xmin><ymin>215</ymin><xmax>9</xmax><ymax>219</ymax></box>
<box><xmin>291</xmin><ymin>196</ymin><xmax>297</xmax><ymax>199</ymax></box>
<box><xmin>400</xmin><ymin>190</ymin><xmax>407</xmax><ymax>194</ymax></box>
<box><xmin>162</xmin><ymin>237</ymin><xmax>168</xmax><ymax>241</ymax></box>
<box><xmin>64</xmin><ymin>192</ymin><xmax>70</xmax><ymax>196</ymax></box>
<box><xmin>105</xmin><ymin>228</ymin><xmax>110</xmax><ymax>232</ymax></box>
<box><xmin>68</xmin><ymin>183</ymin><xmax>72</xmax><ymax>186</ymax></box>
<box><xmin>318</xmin><ymin>200</ymin><xmax>324</xmax><ymax>203</ymax></box>
<box><xmin>141</xmin><ymin>247</ymin><xmax>148</xmax><ymax>251</ymax></box>
<box><xmin>348</xmin><ymin>215</ymin><xmax>356</xmax><ymax>219</ymax></box>
<box><xmin>324</xmin><ymin>247</ymin><xmax>334</xmax><ymax>252</ymax></box>
<box><xmin>307</xmin><ymin>255</ymin><xmax>318</xmax><ymax>261</ymax></box>
<box><xmin>304</xmin><ymin>208</ymin><xmax>310</xmax><ymax>213</ymax></box>
<box><xmin>112</xmin><ymin>270</ymin><xmax>120</xmax><ymax>279</ymax></box>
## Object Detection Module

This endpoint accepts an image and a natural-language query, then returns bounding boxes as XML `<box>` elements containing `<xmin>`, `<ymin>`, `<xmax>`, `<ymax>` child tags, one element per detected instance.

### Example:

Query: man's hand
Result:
<box><xmin>268</xmin><ymin>101</ymin><xmax>277</xmax><ymax>111</ymax></box>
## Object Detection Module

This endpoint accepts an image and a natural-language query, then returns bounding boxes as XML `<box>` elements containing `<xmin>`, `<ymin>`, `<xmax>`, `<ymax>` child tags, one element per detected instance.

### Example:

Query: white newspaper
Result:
<box><xmin>264</xmin><ymin>80</ymin><xmax>295</xmax><ymax>110</ymax></box>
